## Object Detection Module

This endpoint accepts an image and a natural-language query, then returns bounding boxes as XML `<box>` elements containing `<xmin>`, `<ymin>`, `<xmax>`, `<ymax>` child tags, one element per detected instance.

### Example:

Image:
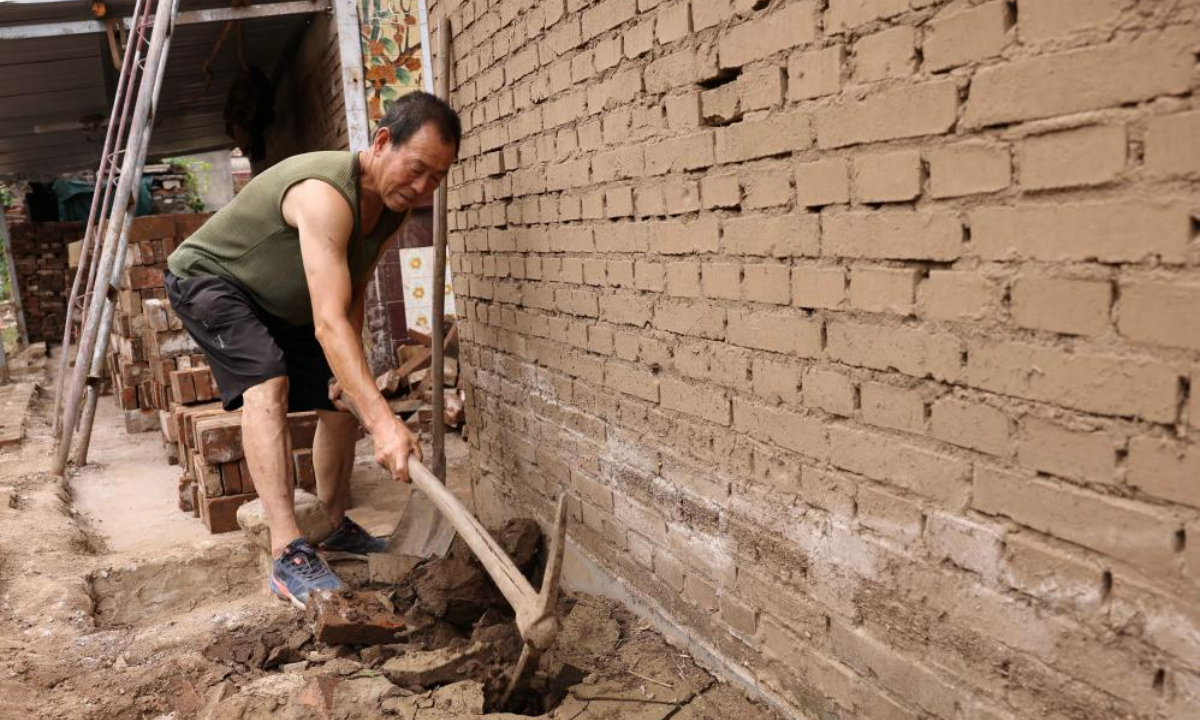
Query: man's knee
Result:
<box><xmin>316</xmin><ymin>409</ymin><xmax>359</xmax><ymax>438</ymax></box>
<box><xmin>243</xmin><ymin>375</ymin><xmax>289</xmax><ymax>410</ymax></box>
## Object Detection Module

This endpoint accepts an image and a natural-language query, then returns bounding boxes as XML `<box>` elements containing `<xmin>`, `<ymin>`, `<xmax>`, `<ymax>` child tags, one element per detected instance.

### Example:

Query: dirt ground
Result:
<box><xmin>0</xmin><ymin>355</ymin><xmax>783</xmax><ymax>720</ymax></box>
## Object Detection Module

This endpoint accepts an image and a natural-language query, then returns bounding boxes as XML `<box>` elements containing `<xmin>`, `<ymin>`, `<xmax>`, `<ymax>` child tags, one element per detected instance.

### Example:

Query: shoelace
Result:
<box><xmin>284</xmin><ymin>546</ymin><xmax>332</xmax><ymax>581</ymax></box>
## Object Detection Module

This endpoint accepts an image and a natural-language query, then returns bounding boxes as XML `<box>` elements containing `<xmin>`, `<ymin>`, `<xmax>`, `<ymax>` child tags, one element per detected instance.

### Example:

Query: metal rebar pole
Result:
<box><xmin>52</xmin><ymin>0</ymin><xmax>177</xmax><ymax>476</ymax></box>
<box><xmin>52</xmin><ymin>0</ymin><xmax>150</xmax><ymax>437</ymax></box>
<box><xmin>430</xmin><ymin>16</ymin><xmax>451</xmax><ymax>482</ymax></box>
<box><xmin>74</xmin><ymin>210</ymin><xmax>137</xmax><ymax>465</ymax></box>
<box><xmin>72</xmin><ymin>0</ymin><xmax>178</xmax><ymax>468</ymax></box>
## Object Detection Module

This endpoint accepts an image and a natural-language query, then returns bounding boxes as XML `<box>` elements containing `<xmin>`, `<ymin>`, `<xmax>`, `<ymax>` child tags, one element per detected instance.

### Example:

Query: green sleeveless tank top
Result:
<box><xmin>167</xmin><ymin>151</ymin><xmax>406</xmax><ymax>325</ymax></box>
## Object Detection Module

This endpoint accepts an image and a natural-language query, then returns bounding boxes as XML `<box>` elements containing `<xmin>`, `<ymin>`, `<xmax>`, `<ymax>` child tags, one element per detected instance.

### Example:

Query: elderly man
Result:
<box><xmin>165</xmin><ymin>91</ymin><xmax>460</xmax><ymax>608</ymax></box>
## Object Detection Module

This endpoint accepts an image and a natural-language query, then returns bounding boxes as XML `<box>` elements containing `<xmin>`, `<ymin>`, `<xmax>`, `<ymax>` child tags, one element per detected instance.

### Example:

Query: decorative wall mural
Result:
<box><xmin>360</xmin><ymin>0</ymin><xmax>425</xmax><ymax>128</ymax></box>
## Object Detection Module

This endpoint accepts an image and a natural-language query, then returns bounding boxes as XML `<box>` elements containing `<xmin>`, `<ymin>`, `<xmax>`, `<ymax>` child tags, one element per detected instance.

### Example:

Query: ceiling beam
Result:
<box><xmin>0</xmin><ymin>0</ymin><xmax>329</xmax><ymax>40</ymax></box>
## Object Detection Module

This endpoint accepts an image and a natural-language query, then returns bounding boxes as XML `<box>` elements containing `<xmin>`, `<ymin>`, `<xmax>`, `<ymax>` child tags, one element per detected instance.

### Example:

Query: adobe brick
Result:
<box><xmin>581</xmin><ymin>0</ymin><xmax>636</xmax><ymax>40</ymax></box>
<box><xmin>923</xmin><ymin>0</ymin><xmax>1010</xmax><ymax>72</ymax></box>
<box><xmin>661</xmin><ymin>377</ymin><xmax>732</xmax><ymax>425</ymax></box>
<box><xmin>645</xmin><ymin>131</ymin><xmax>716</xmax><ymax>174</ymax></box>
<box><xmin>965</xmin><ymin>339</ymin><xmax>1178</xmax><ymax>423</ymax></box>
<box><xmin>719</xmin><ymin>594</ymin><xmax>758</xmax><ymax>637</ymax></box>
<box><xmin>664</xmin><ymin>91</ymin><xmax>701</xmax><ymax>129</ymax></box>
<box><xmin>1145</xmin><ymin>111</ymin><xmax>1200</xmax><ymax>177</ymax></box>
<box><xmin>623</xmin><ymin>17</ymin><xmax>655</xmax><ymax>58</ymax></box>
<box><xmin>723</xmin><ymin>213</ymin><xmax>820</xmax><ymax>257</ymax></box>
<box><xmin>797</xmin><ymin>467</ymin><xmax>856</xmax><ymax>517</ymax></box>
<box><xmin>700</xmin><ymin>174</ymin><xmax>740</xmax><ymax>209</ymax></box>
<box><xmin>742</xmin><ymin>169</ymin><xmax>792</xmax><ymax>210</ymax></box>
<box><xmin>728</xmin><ymin>308</ymin><xmax>823</xmax><ymax>358</ymax></box>
<box><xmin>919</xmin><ymin>270</ymin><xmax>996</xmax><ymax>321</ymax></box>
<box><xmin>634</xmin><ymin>183</ymin><xmax>666</xmax><ymax>217</ymax></box>
<box><xmin>599</xmin><ymin>292</ymin><xmax>654</xmax><ymax>326</ymax></box>
<box><xmin>787</xmin><ymin>45</ymin><xmax>843</xmax><ymax>101</ymax></box>
<box><xmin>593</xmin><ymin>35</ymin><xmax>623</xmax><ymax>71</ymax></box>
<box><xmin>825</xmin><ymin>0</ymin><xmax>908</xmax><ymax>33</ymax></box>
<box><xmin>742</xmin><ymin>264</ymin><xmax>791</xmax><ymax>305</ymax></box>
<box><xmin>751</xmin><ymin>357</ymin><xmax>803</xmax><ymax>405</ymax></box>
<box><xmin>656</xmin><ymin>1</ymin><xmax>691</xmax><ymax>44</ymax></box>
<box><xmin>864</xmin><ymin>381</ymin><xmax>926</xmax><ymax>432</ymax></box>
<box><xmin>795</xmin><ymin>158</ymin><xmax>849</xmax><ymax>207</ymax></box>
<box><xmin>586</xmin><ymin>68</ymin><xmax>644</xmax><ymax>114</ymax></box>
<box><xmin>701</xmin><ymin>262</ymin><xmax>742</xmax><ymax>300</ymax></box>
<box><xmin>963</xmin><ymin>31</ymin><xmax>1193</xmax><ymax>128</ymax></box>
<box><xmin>733</xmin><ymin>398</ymin><xmax>829</xmax><ymax>459</ymax></box>
<box><xmin>829</xmin><ymin>425</ymin><xmax>970</xmax><ymax>506</ymax></box>
<box><xmin>1011</xmin><ymin>276</ymin><xmax>1112</xmax><ymax>336</ymax></box>
<box><xmin>715</xmin><ymin>110</ymin><xmax>813</xmax><ymax>164</ymax></box>
<box><xmin>852</xmin><ymin>150</ymin><xmax>921</xmax><ymax>203</ymax></box>
<box><xmin>816</xmin><ymin>80</ymin><xmax>958</xmax><ymax>149</ymax></box>
<box><xmin>604</xmin><ymin>361</ymin><xmax>660</xmax><ymax>403</ymax></box>
<box><xmin>969</xmin><ymin>200</ymin><xmax>1189</xmax><ymax>264</ymax></box>
<box><xmin>718</xmin><ymin>1</ymin><xmax>818</xmax><ymax>69</ymax></box>
<box><xmin>828</xmin><ymin>320</ymin><xmax>962</xmax><ymax>382</ymax></box>
<box><xmin>854</xmin><ymin>25</ymin><xmax>915</xmax><ymax>82</ymax></box>
<box><xmin>592</xmin><ymin>146</ymin><xmax>645</xmax><ymax>182</ymax></box>
<box><xmin>1001</xmin><ymin>532</ymin><xmax>1107</xmax><ymax>612</ymax></box>
<box><xmin>581</xmin><ymin>190</ymin><xmax>604</xmax><ymax>219</ymax></box>
<box><xmin>654</xmin><ymin>550</ymin><xmax>686</xmax><ymax>591</ymax></box>
<box><xmin>605</xmin><ymin>186</ymin><xmax>635</xmax><ymax>218</ymax></box>
<box><xmin>1017</xmin><ymin>417</ymin><xmax>1117</xmax><ymax>485</ymax></box>
<box><xmin>665</xmin><ymin>261</ymin><xmax>701</xmax><ymax>297</ymax></box>
<box><xmin>823</xmin><ymin>210</ymin><xmax>962</xmax><ymax>261</ymax></box>
<box><xmin>653</xmin><ymin>217</ymin><xmax>720</xmax><ymax>254</ymax></box>
<box><xmin>1016</xmin><ymin>0</ymin><xmax>1125</xmax><ymax>42</ymax></box>
<box><xmin>930</xmin><ymin>397</ymin><xmax>1010</xmax><ymax>456</ymax></box>
<box><xmin>792</xmin><ymin>266</ymin><xmax>846</xmax><ymax>310</ymax></box>
<box><xmin>857</xmin><ymin>483</ymin><xmax>924</xmax><ymax>544</ymax></box>
<box><xmin>803</xmin><ymin>367</ymin><xmax>855</xmax><ymax>416</ymax></box>
<box><xmin>925</xmin><ymin>512</ymin><xmax>1004</xmax><ymax>579</ymax></box>
<box><xmin>848</xmin><ymin>266</ymin><xmax>918</xmax><ymax>315</ymax></box>
<box><xmin>700</xmin><ymin>84</ymin><xmax>739</xmax><ymax>125</ymax></box>
<box><xmin>644</xmin><ymin>45</ymin><xmax>720</xmax><ymax>93</ymax></box>
<box><xmin>974</xmin><ymin>465</ymin><xmax>1179</xmax><ymax>574</ymax></box>
<box><xmin>926</xmin><ymin>141</ymin><xmax>1011</xmax><ymax>199</ymax></box>
<box><xmin>828</xmin><ymin>621</ymin><xmax>961</xmax><ymax>718</ymax></box>
<box><xmin>1127</xmin><ymin>437</ymin><xmax>1200</xmax><ymax>509</ymax></box>
<box><xmin>662</xmin><ymin>179</ymin><xmax>701</xmax><ymax>215</ymax></box>
<box><xmin>654</xmin><ymin>300</ymin><xmax>727</xmax><ymax>339</ymax></box>
<box><xmin>738</xmin><ymin>66</ymin><xmax>786</xmax><ymax>112</ymax></box>
<box><xmin>693</xmin><ymin>0</ymin><xmax>733</xmax><ymax>31</ymax></box>
<box><xmin>634</xmin><ymin>261</ymin><xmax>665</xmax><ymax>292</ymax></box>
<box><xmin>1118</xmin><ymin>282</ymin><xmax>1200</xmax><ymax>351</ymax></box>
<box><xmin>1018</xmin><ymin>125</ymin><xmax>1126</xmax><ymax>190</ymax></box>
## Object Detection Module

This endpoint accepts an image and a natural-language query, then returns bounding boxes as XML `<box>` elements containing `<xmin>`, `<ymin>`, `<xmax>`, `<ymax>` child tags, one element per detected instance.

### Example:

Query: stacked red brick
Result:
<box><xmin>107</xmin><ymin>214</ymin><xmax>211</xmax><ymax>433</ymax></box>
<box><xmin>168</xmin><ymin>402</ymin><xmax>319</xmax><ymax>533</ymax></box>
<box><xmin>6</xmin><ymin>221</ymin><xmax>80</xmax><ymax>344</ymax></box>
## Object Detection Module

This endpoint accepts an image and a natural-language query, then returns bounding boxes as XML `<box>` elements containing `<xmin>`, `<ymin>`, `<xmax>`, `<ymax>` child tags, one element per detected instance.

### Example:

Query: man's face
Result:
<box><xmin>373</xmin><ymin>122</ymin><xmax>457</xmax><ymax>211</ymax></box>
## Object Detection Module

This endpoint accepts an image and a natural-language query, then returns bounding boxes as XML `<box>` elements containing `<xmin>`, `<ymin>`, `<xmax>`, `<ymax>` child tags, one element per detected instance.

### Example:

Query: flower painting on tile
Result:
<box><xmin>360</xmin><ymin>0</ymin><xmax>424</xmax><ymax>127</ymax></box>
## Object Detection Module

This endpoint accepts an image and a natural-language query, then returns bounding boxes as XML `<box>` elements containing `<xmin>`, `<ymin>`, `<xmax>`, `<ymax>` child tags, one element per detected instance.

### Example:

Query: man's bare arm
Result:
<box><xmin>283</xmin><ymin>179</ymin><xmax>420</xmax><ymax>480</ymax></box>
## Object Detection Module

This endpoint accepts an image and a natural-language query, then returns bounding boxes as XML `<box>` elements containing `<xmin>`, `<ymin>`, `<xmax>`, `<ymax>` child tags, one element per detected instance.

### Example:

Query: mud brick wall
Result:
<box><xmin>433</xmin><ymin>0</ymin><xmax>1200</xmax><ymax>717</ymax></box>
<box><xmin>7</xmin><ymin>221</ymin><xmax>81</xmax><ymax>343</ymax></box>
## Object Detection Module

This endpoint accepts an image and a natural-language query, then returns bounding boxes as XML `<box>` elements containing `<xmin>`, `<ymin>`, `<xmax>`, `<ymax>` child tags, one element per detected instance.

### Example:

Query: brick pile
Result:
<box><xmin>107</xmin><ymin>214</ymin><xmax>211</xmax><ymax>434</ymax></box>
<box><xmin>168</xmin><ymin>402</ymin><xmax>319</xmax><ymax>533</ymax></box>
<box><xmin>431</xmin><ymin>0</ymin><xmax>1200</xmax><ymax>718</ymax></box>
<box><xmin>6</xmin><ymin>221</ymin><xmax>81</xmax><ymax>344</ymax></box>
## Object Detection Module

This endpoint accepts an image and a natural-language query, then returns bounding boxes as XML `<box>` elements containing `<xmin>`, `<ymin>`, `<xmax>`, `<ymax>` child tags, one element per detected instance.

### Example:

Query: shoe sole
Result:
<box><xmin>317</xmin><ymin>548</ymin><xmax>370</xmax><ymax>562</ymax></box>
<box><xmin>270</xmin><ymin>576</ymin><xmax>307</xmax><ymax>611</ymax></box>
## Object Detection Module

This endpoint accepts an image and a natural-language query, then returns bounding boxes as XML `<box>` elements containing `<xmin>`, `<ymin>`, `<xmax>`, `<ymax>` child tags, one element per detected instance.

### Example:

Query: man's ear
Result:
<box><xmin>372</xmin><ymin>126</ymin><xmax>392</xmax><ymax>153</ymax></box>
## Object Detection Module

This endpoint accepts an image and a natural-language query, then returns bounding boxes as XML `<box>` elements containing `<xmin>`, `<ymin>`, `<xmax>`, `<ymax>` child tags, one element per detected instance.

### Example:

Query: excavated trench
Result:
<box><xmin>75</xmin><ymin>516</ymin><xmax>746</xmax><ymax>720</ymax></box>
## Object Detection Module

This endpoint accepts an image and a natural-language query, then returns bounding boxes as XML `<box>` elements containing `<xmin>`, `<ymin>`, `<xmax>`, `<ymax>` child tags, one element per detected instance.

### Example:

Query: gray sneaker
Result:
<box><xmin>318</xmin><ymin>517</ymin><xmax>388</xmax><ymax>560</ymax></box>
<box><xmin>270</xmin><ymin>538</ymin><xmax>346</xmax><ymax>609</ymax></box>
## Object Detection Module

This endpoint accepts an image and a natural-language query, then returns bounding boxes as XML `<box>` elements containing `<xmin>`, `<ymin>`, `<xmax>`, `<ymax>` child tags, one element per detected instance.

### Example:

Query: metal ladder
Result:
<box><xmin>51</xmin><ymin>0</ymin><xmax>181</xmax><ymax>475</ymax></box>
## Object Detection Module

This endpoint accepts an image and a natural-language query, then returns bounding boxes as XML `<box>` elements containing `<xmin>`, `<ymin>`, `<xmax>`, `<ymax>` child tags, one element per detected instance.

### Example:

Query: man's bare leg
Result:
<box><xmin>314</xmin><ymin>409</ymin><xmax>358</xmax><ymax>525</ymax></box>
<box><xmin>242</xmin><ymin>376</ymin><xmax>302</xmax><ymax>558</ymax></box>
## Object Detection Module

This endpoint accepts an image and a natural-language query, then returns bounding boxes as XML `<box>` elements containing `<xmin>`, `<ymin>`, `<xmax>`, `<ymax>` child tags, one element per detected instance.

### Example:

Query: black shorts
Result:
<box><xmin>164</xmin><ymin>271</ymin><xmax>336</xmax><ymax>412</ymax></box>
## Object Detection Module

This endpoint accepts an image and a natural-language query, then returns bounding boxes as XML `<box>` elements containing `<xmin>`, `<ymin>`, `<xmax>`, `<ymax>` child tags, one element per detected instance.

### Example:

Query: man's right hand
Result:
<box><xmin>373</xmin><ymin>416</ymin><xmax>423</xmax><ymax>483</ymax></box>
